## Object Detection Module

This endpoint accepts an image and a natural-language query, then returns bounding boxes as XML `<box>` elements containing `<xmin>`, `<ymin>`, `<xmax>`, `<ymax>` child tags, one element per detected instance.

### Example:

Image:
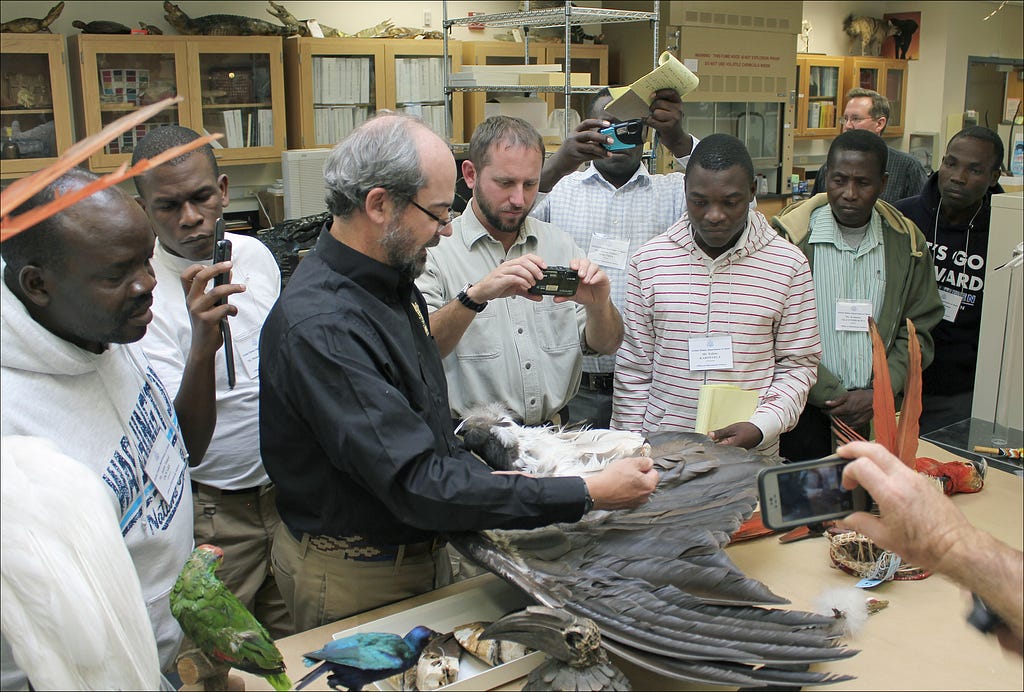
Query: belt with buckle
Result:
<box><xmin>580</xmin><ymin>371</ymin><xmax>614</xmax><ymax>392</ymax></box>
<box><xmin>191</xmin><ymin>481</ymin><xmax>270</xmax><ymax>496</ymax></box>
<box><xmin>288</xmin><ymin>528</ymin><xmax>444</xmax><ymax>562</ymax></box>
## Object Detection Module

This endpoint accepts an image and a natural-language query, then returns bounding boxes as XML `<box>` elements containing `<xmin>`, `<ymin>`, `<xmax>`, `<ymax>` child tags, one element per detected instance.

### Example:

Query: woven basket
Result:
<box><xmin>207</xmin><ymin>68</ymin><xmax>252</xmax><ymax>103</ymax></box>
<box><xmin>827</xmin><ymin>529</ymin><xmax>931</xmax><ymax>582</ymax></box>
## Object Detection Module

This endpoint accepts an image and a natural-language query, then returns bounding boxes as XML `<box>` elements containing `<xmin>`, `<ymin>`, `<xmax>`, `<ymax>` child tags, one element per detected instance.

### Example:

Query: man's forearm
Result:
<box><xmin>174</xmin><ymin>352</ymin><xmax>218</xmax><ymax>466</ymax></box>
<box><xmin>583</xmin><ymin>300</ymin><xmax>624</xmax><ymax>355</ymax></box>
<box><xmin>428</xmin><ymin>300</ymin><xmax>478</xmax><ymax>358</ymax></box>
<box><xmin>943</xmin><ymin>528</ymin><xmax>1024</xmax><ymax>640</ymax></box>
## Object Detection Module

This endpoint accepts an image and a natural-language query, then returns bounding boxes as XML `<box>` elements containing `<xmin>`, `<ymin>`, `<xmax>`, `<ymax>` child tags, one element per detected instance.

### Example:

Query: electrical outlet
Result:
<box><xmin>423</xmin><ymin>10</ymin><xmax>432</xmax><ymax>27</ymax></box>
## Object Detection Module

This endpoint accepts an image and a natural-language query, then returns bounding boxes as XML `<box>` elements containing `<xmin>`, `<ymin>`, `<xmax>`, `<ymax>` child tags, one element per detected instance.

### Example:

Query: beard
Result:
<box><xmin>475</xmin><ymin>192</ymin><xmax>527</xmax><ymax>235</ymax></box>
<box><xmin>381</xmin><ymin>216</ymin><xmax>429</xmax><ymax>282</ymax></box>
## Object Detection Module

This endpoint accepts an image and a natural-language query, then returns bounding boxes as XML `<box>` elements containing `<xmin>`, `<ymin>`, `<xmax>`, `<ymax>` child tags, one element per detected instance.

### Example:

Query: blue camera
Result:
<box><xmin>600</xmin><ymin>119</ymin><xmax>645</xmax><ymax>151</ymax></box>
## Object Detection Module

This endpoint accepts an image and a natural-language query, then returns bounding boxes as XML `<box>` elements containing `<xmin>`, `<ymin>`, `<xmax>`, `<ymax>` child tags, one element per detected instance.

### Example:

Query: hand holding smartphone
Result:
<box><xmin>213</xmin><ymin>218</ymin><xmax>235</xmax><ymax>389</ymax></box>
<box><xmin>757</xmin><ymin>455</ymin><xmax>871</xmax><ymax>531</ymax></box>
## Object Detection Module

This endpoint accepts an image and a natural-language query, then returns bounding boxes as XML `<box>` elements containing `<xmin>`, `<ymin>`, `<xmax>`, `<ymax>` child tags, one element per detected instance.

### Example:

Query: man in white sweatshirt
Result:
<box><xmin>133</xmin><ymin>126</ymin><xmax>291</xmax><ymax>637</ymax></box>
<box><xmin>0</xmin><ymin>169</ymin><xmax>233</xmax><ymax>686</ymax></box>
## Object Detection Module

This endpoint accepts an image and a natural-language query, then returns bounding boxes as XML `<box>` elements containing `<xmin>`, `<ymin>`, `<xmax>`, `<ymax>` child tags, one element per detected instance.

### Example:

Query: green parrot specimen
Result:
<box><xmin>170</xmin><ymin>544</ymin><xmax>291</xmax><ymax>691</ymax></box>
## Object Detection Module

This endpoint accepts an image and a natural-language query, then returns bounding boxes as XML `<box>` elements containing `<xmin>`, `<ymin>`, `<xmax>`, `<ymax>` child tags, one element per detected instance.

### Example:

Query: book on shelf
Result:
<box><xmin>222</xmin><ymin>109</ymin><xmax>244</xmax><ymax>148</ymax></box>
<box><xmin>694</xmin><ymin>384</ymin><xmax>759</xmax><ymax>435</ymax></box>
<box><xmin>257</xmin><ymin>109</ymin><xmax>273</xmax><ymax>147</ymax></box>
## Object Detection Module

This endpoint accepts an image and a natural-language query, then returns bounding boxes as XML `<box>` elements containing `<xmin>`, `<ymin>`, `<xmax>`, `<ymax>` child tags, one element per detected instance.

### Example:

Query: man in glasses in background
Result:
<box><xmin>417</xmin><ymin>115</ymin><xmax>624</xmax><ymax>428</ymax></box>
<box><xmin>813</xmin><ymin>88</ymin><xmax>927</xmax><ymax>203</ymax></box>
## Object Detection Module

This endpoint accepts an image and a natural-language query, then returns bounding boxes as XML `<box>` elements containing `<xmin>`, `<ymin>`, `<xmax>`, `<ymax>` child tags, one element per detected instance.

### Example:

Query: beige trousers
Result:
<box><xmin>271</xmin><ymin>523</ymin><xmax>453</xmax><ymax>632</ymax></box>
<box><xmin>192</xmin><ymin>484</ymin><xmax>294</xmax><ymax>638</ymax></box>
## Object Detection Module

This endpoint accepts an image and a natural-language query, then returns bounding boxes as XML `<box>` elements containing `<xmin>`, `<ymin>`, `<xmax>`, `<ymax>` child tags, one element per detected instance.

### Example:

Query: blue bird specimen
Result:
<box><xmin>295</xmin><ymin>625</ymin><xmax>439</xmax><ymax>691</ymax></box>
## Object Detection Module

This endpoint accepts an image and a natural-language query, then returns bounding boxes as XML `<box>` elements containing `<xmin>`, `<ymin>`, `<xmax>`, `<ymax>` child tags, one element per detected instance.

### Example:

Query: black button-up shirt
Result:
<box><xmin>259</xmin><ymin>227</ymin><xmax>587</xmax><ymax>544</ymax></box>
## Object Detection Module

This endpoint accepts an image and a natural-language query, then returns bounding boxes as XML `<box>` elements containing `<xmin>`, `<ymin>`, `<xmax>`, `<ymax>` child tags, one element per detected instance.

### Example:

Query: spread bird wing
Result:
<box><xmin>0</xmin><ymin>436</ymin><xmax>162</xmax><ymax>690</ymax></box>
<box><xmin>449</xmin><ymin>430</ymin><xmax>857</xmax><ymax>687</ymax></box>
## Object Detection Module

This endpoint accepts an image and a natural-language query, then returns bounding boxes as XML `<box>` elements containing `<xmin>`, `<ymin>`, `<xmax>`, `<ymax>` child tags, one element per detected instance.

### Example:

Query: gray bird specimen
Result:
<box><xmin>483</xmin><ymin>606</ymin><xmax>631</xmax><ymax>691</ymax></box>
<box><xmin>448</xmin><ymin>430</ymin><xmax>858</xmax><ymax>687</ymax></box>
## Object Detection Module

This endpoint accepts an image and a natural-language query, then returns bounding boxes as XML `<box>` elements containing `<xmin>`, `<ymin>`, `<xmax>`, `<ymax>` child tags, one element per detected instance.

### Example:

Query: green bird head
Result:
<box><xmin>191</xmin><ymin>544</ymin><xmax>224</xmax><ymax>572</ymax></box>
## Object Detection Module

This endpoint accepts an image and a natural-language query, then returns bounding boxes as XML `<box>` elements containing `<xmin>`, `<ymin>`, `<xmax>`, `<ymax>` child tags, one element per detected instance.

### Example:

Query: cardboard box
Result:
<box><xmin>518</xmin><ymin>72</ymin><xmax>592</xmax><ymax>87</ymax></box>
<box><xmin>483</xmin><ymin>96</ymin><xmax>549</xmax><ymax>130</ymax></box>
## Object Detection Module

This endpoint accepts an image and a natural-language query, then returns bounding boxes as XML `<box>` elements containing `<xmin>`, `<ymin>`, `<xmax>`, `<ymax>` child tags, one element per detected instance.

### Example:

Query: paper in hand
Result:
<box><xmin>606</xmin><ymin>51</ymin><xmax>699</xmax><ymax>120</ymax></box>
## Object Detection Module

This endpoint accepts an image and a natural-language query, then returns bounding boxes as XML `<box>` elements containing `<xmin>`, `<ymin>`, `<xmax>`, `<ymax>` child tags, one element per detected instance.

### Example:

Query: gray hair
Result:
<box><xmin>846</xmin><ymin>87</ymin><xmax>890</xmax><ymax>125</ymax></box>
<box><xmin>323</xmin><ymin>114</ymin><xmax>427</xmax><ymax>219</ymax></box>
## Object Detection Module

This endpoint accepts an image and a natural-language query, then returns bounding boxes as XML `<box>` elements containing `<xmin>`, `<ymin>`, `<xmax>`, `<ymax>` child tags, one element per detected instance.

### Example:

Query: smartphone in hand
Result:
<box><xmin>757</xmin><ymin>456</ymin><xmax>871</xmax><ymax>531</ymax></box>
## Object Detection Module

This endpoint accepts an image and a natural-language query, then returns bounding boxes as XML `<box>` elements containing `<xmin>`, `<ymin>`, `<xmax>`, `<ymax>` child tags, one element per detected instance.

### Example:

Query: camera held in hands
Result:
<box><xmin>600</xmin><ymin>118</ymin><xmax>645</xmax><ymax>151</ymax></box>
<box><xmin>757</xmin><ymin>455</ymin><xmax>871</xmax><ymax>531</ymax></box>
<box><xmin>528</xmin><ymin>266</ymin><xmax>580</xmax><ymax>297</ymax></box>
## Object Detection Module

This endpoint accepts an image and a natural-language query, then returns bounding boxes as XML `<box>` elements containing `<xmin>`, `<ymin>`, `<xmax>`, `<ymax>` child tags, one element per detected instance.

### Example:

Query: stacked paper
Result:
<box><xmin>694</xmin><ymin>384</ymin><xmax>759</xmax><ymax>435</ymax></box>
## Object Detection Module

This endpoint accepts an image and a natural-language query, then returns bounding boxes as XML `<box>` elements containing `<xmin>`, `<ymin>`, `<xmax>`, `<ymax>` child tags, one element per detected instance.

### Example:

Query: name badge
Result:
<box><xmin>688</xmin><ymin>335</ymin><xmax>734</xmax><ymax>371</ymax></box>
<box><xmin>588</xmin><ymin>236</ymin><xmax>630</xmax><ymax>270</ymax></box>
<box><xmin>235</xmin><ymin>326</ymin><xmax>261</xmax><ymax>380</ymax></box>
<box><xmin>835</xmin><ymin>300</ymin><xmax>873</xmax><ymax>332</ymax></box>
<box><xmin>938</xmin><ymin>287</ymin><xmax>963</xmax><ymax>323</ymax></box>
<box><xmin>145</xmin><ymin>415</ymin><xmax>184</xmax><ymax>505</ymax></box>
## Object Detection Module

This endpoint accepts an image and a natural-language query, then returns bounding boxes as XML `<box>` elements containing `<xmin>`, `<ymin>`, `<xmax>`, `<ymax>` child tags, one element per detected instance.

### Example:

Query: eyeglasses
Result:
<box><xmin>407</xmin><ymin>198</ymin><xmax>454</xmax><ymax>233</ymax></box>
<box><xmin>840</xmin><ymin>115</ymin><xmax>877</xmax><ymax>125</ymax></box>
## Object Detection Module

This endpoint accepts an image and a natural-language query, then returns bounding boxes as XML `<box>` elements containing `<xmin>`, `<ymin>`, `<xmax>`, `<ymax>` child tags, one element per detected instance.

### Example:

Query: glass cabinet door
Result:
<box><xmin>384</xmin><ymin>40</ymin><xmax>462</xmax><ymax>141</ymax></box>
<box><xmin>806</xmin><ymin>64</ymin><xmax>842</xmax><ymax>130</ymax></box>
<box><xmin>882</xmin><ymin>63</ymin><xmax>907</xmax><ymax>133</ymax></box>
<box><xmin>188</xmin><ymin>36</ymin><xmax>284</xmax><ymax>163</ymax></box>
<box><xmin>69</xmin><ymin>35</ymin><xmax>188</xmax><ymax>172</ymax></box>
<box><xmin>685</xmin><ymin>101</ymin><xmax>784</xmax><ymax>190</ymax></box>
<box><xmin>311</xmin><ymin>53</ymin><xmax>377</xmax><ymax>145</ymax></box>
<box><xmin>0</xmin><ymin>34</ymin><xmax>74</xmax><ymax>178</ymax></box>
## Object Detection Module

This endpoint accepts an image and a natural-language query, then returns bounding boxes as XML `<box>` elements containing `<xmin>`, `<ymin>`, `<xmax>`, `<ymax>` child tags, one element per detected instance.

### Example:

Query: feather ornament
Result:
<box><xmin>0</xmin><ymin>435</ymin><xmax>162</xmax><ymax>690</ymax></box>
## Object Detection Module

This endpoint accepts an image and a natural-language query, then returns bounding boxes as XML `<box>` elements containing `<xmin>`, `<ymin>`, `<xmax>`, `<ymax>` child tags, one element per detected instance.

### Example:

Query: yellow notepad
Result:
<box><xmin>694</xmin><ymin>384</ymin><xmax>759</xmax><ymax>435</ymax></box>
<box><xmin>606</xmin><ymin>51</ymin><xmax>700</xmax><ymax>121</ymax></box>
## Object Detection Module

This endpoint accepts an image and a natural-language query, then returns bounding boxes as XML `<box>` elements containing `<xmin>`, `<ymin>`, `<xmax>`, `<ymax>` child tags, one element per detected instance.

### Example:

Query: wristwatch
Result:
<box><xmin>581</xmin><ymin>481</ymin><xmax>595</xmax><ymax>514</ymax></box>
<box><xmin>456</xmin><ymin>282</ymin><xmax>487</xmax><ymax>313</ymax></box>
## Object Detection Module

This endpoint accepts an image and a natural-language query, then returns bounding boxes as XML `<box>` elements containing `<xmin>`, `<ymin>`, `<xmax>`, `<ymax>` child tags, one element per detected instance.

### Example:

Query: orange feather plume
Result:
<box><xmin>868</xmin><ymin>318</ymin><xmax>897</xmax><ymax>456</ymax></box>
<box><xmin>1</xmin><ymin>97</ymin><xmax>222</xmax><ymax>242</ymax></box>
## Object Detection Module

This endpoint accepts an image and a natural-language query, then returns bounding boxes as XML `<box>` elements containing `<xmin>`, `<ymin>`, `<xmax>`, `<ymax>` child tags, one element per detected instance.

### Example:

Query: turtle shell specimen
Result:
<box><xmin>72</xmin><ymin>20</ymin><xmax>131</xmax><ymax>34</ymax></box>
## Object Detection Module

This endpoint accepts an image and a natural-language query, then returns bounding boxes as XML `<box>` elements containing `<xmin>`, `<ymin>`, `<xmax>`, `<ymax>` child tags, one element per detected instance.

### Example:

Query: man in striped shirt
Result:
<box><xmin>774</xmin><ymin>129</ymin><xmax>943</xmax><ymax>461</ymax></box>
<box><xmin>611</xmin><ymin>134</ymin><xmax>821</xmax><ymax>456</ymax></box>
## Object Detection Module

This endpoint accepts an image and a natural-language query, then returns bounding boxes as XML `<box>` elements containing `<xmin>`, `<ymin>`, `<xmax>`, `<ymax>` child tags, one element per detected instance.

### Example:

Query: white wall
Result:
<box><xmin>795</xmin><ymin>1</ymin><xmax>1024</xmax><ymax>167</ymax></box>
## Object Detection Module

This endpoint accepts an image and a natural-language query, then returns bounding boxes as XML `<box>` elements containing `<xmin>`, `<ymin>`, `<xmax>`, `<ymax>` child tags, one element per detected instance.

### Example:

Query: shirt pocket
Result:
<box><xmin>535</xmin><ymin>301</ymin><xmax>580</xmax><ymax>353</ymax></box>
<box><xmin>456</xmin><ymin>312</ymin><xmax>501</xmax><ymax>360</ymax></box>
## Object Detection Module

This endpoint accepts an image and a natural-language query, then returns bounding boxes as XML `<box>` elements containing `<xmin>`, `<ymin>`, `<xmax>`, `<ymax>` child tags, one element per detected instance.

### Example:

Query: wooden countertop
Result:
<box><xmin>238</xmin><ymin>440</ymin><xmax>1023</xmax><ymax>691</ymax></box>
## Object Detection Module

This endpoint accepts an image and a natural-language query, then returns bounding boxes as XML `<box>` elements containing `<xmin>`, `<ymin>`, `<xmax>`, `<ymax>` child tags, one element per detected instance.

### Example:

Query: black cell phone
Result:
<box><xmin>213</xmin><ymin>218</ymin><xmax>235</xmax><ymax>389</ymax></box>
<box><xmin>600</xmin><ymin>118</ymin><xmax>645</xmax><ymax>151</ymax></box>
<box><xmin>528</xmin><ymin>266</ymin><xmax>580</xmax><ymax>297</ymax></box>
<box><xmin>757</xmin><ymin>455</ymin><xmax>871</xmax><ymax>531</ymax></box>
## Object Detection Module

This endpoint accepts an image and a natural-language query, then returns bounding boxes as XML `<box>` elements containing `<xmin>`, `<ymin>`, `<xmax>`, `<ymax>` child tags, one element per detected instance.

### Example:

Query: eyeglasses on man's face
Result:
<box><xmin>840</xmin><ymin>115</ymin><xmax>877</xmax><ymax>125</ymax></box>
<box><xmin>407</xmin><ymin>198</ymin><xmax>454</xmax><ymax>233</ymax></box>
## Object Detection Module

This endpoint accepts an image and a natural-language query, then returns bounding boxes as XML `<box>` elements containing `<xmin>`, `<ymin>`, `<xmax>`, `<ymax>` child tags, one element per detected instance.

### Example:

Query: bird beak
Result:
<box><xmin>481</xmin><ymin>607</ymin><xmax>577</xmax><ymax>661</ymax></box>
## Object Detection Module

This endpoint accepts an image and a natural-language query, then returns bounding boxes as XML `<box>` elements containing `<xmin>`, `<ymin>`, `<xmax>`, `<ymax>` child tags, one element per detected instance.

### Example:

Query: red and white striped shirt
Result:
<box><xmin>611</xmin><ymin>210</ymin><xmax>821</xmax><ymax>455</ymax></box>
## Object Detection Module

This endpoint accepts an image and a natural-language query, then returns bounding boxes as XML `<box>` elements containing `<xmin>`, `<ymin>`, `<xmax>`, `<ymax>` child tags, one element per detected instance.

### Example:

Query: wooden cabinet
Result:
<box><xmin>847</xmin><ymin>57</ymin><xmax>908</xmax><ymax>136</ymax></box>
<box><xmin>283</xmin><ymin>37</ymin><xmax>462</xmax><ymax>148</ymax></box>
<box><xmin>382</xmin><ymin>39</ymin><xmax>463</xmax><ymax>142</ymax></box>
<box><xmin>0</xmin><ymin>34</ymin><xmax>75</xmax><ymax>179</ymax></box>
<box><xmin>283</xmin><ymin>37</ymin><xmax>386</xmax><ymax>150</ymax></box>
<box><xmin>795</xmin><ymin>55</ymin><xmax>845</xmax><ymax>138</ymax></box>
<box><xmin>68</xmin><ymin>35</ymin><xmax>285</xmax><ymax>172</ymax></box>
<box><xmin>461</xmin><ymin>41</ymin><xmax>545</xmax><ymax>143</ymax></box>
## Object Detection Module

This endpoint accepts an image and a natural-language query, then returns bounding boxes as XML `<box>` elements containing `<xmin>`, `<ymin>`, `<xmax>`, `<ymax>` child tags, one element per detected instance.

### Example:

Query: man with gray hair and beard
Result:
<box><xmin>258</xmin><ymin>113</ymin><xmax>658</xmax><ymax>630</ymax></box>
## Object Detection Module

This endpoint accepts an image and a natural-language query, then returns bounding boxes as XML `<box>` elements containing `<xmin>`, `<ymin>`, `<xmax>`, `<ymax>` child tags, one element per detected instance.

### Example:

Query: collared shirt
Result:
<box><xmin>531</xmin><ymin>163</ymin><xmax>687</xmax><ymax>374</ymax></box>
<box><xmin>259</xmin><ymin>226</ymin><xmax>586</xmax><ymax>545</ymax></box>
<box><xmin>808</xmin><ymin>206</ymin><xmax>886</xmax><ymax>390</ymax></box>
<box><xmin>417</xmin><ymin>207</ymin><xmax>587</xmax><ymax>425</ymax></box>
<box><xmin>611</xmin><ymin>210</ymin><xmax>821</xmax><ymax>455</ymax></box>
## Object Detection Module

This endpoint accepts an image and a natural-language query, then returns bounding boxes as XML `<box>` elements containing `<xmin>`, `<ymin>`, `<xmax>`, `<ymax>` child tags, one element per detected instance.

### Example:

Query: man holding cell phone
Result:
<box><xmin>133</xmin><ymin>126</ymin><xmax>293</xmax><ymax>638</ymax></box>
<box><xmin>417</xmin><ymin>116</ymin><xmax>623</xmax><ymax>427</ymax></box>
